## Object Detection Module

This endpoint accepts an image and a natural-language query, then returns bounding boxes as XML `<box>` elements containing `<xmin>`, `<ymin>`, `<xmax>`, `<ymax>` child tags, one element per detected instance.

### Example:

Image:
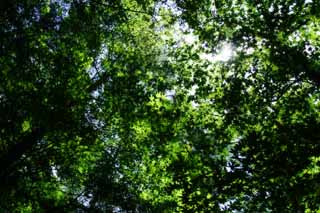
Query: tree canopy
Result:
<box><xmin>0</xmin><ymin>0</ymin><xmax>320</xmax><ymax>212</ymax></box>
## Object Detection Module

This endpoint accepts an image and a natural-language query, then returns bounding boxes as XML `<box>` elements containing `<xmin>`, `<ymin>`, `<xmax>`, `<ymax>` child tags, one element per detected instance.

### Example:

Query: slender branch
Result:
<box><xmin>271</xmin><ymin>79</ymin><xmax>299</xmax><ymax>103</ymax></box>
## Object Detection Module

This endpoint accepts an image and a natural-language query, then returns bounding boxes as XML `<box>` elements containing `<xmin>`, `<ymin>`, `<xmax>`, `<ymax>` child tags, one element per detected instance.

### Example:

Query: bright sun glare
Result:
<box><xmin>215</xmin><ymin>43</ymin><xmax>233</xmax><ymax>61</ymax></box>
<box><xmin>200</xmin><ymin>43</ymin><xmax>233</xmax><ymax>62</ymax></box>
<box><xmin>171</xmin><ymin>21</ymin><xmax>234</xmax><ymax>63</ymax></box>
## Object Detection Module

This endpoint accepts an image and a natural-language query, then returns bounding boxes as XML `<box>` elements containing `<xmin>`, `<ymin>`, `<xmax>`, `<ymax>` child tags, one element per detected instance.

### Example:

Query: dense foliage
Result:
<box><xmin>0</xmin><ymin>0</ymin><xmax>319</xmax><ymax>212</ymax></box>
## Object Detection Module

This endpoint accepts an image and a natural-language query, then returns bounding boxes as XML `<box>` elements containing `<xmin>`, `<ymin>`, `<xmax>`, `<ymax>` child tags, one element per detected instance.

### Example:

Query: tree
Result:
<box><xmin>0</xmin><ymin>0</ymin><xmax>129</xmax><ymax>210</ymax></box>
<box><xmin>1</xmin><ymin>0</ymin><xmax>320</xmax><ymax>212</ymax></box>
<box><xmin>170</xmin><ymin>0</ymin><xmax>320</xmax><ymax>211</ymax></box>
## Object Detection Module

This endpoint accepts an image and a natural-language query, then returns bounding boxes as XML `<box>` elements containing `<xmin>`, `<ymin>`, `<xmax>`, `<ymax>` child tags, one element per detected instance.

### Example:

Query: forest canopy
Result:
<box><xmin>0</xmin><ymin>0</ymin><xmax>320</xmax><ymax>212</ymax></box>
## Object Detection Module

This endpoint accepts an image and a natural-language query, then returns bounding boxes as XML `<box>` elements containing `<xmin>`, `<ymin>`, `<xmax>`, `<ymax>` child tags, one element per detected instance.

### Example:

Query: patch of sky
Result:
<box><xmin>77</xmin><ymin>193</ymin><xmax>92</xmax><ymax>208</ymax></box>
<box><xmin>165</xmin><ymin>89</ymin><xmax>176</xmax><ymax>101</ymax></box>
<box><xmin>51</xmin><ymin>0</ymin><xmax>71</xmax><ymax>18</ymax></box>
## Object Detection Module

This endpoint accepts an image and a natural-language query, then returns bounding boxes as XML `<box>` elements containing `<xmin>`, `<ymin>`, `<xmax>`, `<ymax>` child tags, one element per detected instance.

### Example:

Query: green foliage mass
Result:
<box><xmin>0</xmin><ymin>0</ymin><xmax>319</xmax><ymax>212</ymax></box>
